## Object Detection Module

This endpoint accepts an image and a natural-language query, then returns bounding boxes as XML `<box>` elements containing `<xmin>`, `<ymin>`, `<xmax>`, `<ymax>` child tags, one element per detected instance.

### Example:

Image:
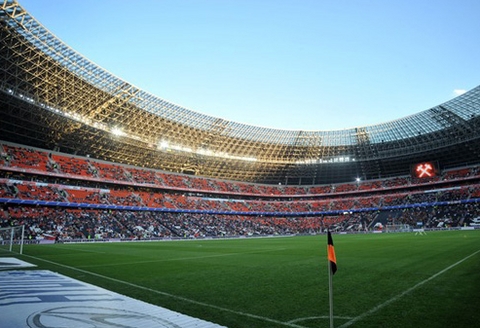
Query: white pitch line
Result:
<box><xmin>77</xmin><ymin>247</ymin><xmax>287</xmax><ymax>268</ymax></box>
<box><xmin>288</xmin><ymin>315</ymin><xmax>354</xmax><ymax>324</ymax></box>
<box><xmin>338</xmin><ymin>249</ymin><xmax>480</xmax><ymax>328</ymax></box>
<box><xmin>21</xmin><ymin>253</ymin><xmax>307</xmax><ymax>328</ymax></box>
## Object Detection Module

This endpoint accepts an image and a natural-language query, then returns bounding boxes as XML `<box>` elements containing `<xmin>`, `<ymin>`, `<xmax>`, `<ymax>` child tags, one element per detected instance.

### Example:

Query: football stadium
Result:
<box><xmin>1</xmin><ymin>1</ymin><xmax>480</xmax><ymax>327</ymax></box>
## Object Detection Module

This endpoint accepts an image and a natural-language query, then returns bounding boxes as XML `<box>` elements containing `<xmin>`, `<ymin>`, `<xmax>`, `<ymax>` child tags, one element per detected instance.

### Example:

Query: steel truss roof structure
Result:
<box><xmin>1</xmin><ymin>0</ymin><xmax>480</xmax><ymax>185</ymax></box>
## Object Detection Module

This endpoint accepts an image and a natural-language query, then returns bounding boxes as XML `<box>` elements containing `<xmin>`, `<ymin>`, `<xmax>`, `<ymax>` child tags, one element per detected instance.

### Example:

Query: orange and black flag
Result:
<box><xmin>327</xmin><ymin>230</ymin><xmax>337</xmax><ymax>275</ymax></box>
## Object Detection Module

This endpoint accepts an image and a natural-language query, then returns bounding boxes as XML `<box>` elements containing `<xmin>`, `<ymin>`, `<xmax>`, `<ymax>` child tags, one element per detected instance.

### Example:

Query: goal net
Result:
<box><xmin>385</xmin><ymin>224</ymin><xmax>411</xmax><ymax>233</ymax></box>
<box><xmin>0</xmin><ymin>225</ymin><xmax>25</xmax><ymax>254</ymax></box>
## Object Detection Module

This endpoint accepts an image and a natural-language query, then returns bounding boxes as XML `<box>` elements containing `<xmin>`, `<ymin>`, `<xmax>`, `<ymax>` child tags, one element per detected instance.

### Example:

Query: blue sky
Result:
<box><xmin>19</xmin><ymin>0</ymin><xmax>480</xmax><ymax>131</ymax></box>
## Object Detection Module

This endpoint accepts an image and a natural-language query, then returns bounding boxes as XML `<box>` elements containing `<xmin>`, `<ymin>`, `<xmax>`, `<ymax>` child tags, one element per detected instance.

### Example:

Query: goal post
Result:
<box><xmin>0</xmin><ymin>225</ymin><xmax>25</xmax><ymax>254</ymax></box>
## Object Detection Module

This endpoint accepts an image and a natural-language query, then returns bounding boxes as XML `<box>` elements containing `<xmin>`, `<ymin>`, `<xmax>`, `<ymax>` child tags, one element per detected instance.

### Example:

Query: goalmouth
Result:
<box><xmin>0</xmin><ymin>225</ymin><xmax>25</xmax><ymax>254</ymax></box>
<box><xmin>385</xmin><ymin>224</ymin><xmax>412</xmax><ymax>233</ymax></box>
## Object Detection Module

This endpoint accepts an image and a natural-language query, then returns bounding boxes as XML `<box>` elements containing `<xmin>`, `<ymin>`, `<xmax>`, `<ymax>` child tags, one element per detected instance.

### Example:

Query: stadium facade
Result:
<box><xmin>1</xmin><ymin>0</ymin><xmax>480</xmax><ymax>185</ymax></box>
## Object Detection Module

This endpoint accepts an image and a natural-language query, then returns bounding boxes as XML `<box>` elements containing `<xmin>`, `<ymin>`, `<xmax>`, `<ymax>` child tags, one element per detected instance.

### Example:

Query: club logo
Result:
<box><xmin>27</xmin><ymin>306</ymin><xmax>183</xmax><ymax>328</ymax></box>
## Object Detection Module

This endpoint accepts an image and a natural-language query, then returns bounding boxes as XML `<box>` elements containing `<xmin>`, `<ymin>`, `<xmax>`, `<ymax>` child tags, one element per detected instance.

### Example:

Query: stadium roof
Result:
<box><xmin>1</xmin><ymin>0</ymin><xmax>480</xmax><ymax>185</ymax></box>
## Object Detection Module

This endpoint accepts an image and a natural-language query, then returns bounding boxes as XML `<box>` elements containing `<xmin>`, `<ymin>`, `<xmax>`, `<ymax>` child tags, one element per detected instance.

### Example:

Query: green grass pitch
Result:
<box><xmin>11</xmin><ymin>230</ymin><xmax>480</xmax><ymax>327</ymax></box>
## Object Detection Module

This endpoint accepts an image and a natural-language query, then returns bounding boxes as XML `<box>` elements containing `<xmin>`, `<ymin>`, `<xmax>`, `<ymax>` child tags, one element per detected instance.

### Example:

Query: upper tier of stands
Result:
<box><xmin>2</xmin><ymin>142</ymin><xmax>479</xmax><ymax>198</ymax></box>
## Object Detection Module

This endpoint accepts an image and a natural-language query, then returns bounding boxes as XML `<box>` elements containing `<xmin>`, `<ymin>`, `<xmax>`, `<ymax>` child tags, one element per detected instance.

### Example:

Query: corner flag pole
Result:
<box><xmin>328</xmin><ymin>261</ymin><xmax>334</xmax><ymax>328</ymax></box>
<box><xmin>327</xmin><ymin>230</ymin><xmax>337</xmax><ymax>328</ymax></box>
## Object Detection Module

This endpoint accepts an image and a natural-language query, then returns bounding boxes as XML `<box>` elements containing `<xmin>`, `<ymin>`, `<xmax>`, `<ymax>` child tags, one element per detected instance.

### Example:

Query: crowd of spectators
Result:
<box><xmin>2</xmin><ymin>200</ymin><xmax>478</xmax><ymax>242</ymax></box>
<box><xmin>1</xmin><ymin>208</ymin><xmax>333</xmax><ymax>241</ymax></box>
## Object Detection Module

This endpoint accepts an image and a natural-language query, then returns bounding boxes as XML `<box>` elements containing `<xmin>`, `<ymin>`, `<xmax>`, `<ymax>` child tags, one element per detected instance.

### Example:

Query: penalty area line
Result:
<box><xmin>338</xmin><ymin>249</ymin><xmax>480</xmax><ymax>328</ymax></box>
<box><xmin>21</xmin><ymin>253</ymin><xmax>307</xmax><ymax>328</ymax></box>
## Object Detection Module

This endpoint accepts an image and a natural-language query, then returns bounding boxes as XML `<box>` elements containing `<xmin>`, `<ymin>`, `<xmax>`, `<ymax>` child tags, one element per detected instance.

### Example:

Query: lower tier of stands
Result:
<box><xmin>1</xmin><ymin>201</ymin><xmax>479</xmax><ymax>242</ymax></box>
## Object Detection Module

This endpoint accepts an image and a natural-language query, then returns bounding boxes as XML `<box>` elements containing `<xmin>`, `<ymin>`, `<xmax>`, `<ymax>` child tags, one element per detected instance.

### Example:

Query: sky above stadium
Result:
<box><xmin>19</xmin><ymin>0</ymin><xmax>480</xmax><ymax>131</ymax></box>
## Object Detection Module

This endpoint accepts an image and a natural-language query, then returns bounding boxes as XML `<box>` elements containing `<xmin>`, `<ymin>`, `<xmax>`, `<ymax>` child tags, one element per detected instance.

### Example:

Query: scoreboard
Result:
<box><xmin>411</xmin><ymin>161</ymin><xmax>438</xmax><ymax>178</ymax></box>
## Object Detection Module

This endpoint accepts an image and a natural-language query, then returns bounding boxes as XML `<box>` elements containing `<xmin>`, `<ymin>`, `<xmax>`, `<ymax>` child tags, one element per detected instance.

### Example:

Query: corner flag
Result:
<box><xmin>327</xmin><ymin>230</ymin><xmax>337</xmax><ymax>275</ymax></box>
<box><xmin>327</xmin><ymin>230</ymin><xmax>337</xmax><ymax>328</ymax></box>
